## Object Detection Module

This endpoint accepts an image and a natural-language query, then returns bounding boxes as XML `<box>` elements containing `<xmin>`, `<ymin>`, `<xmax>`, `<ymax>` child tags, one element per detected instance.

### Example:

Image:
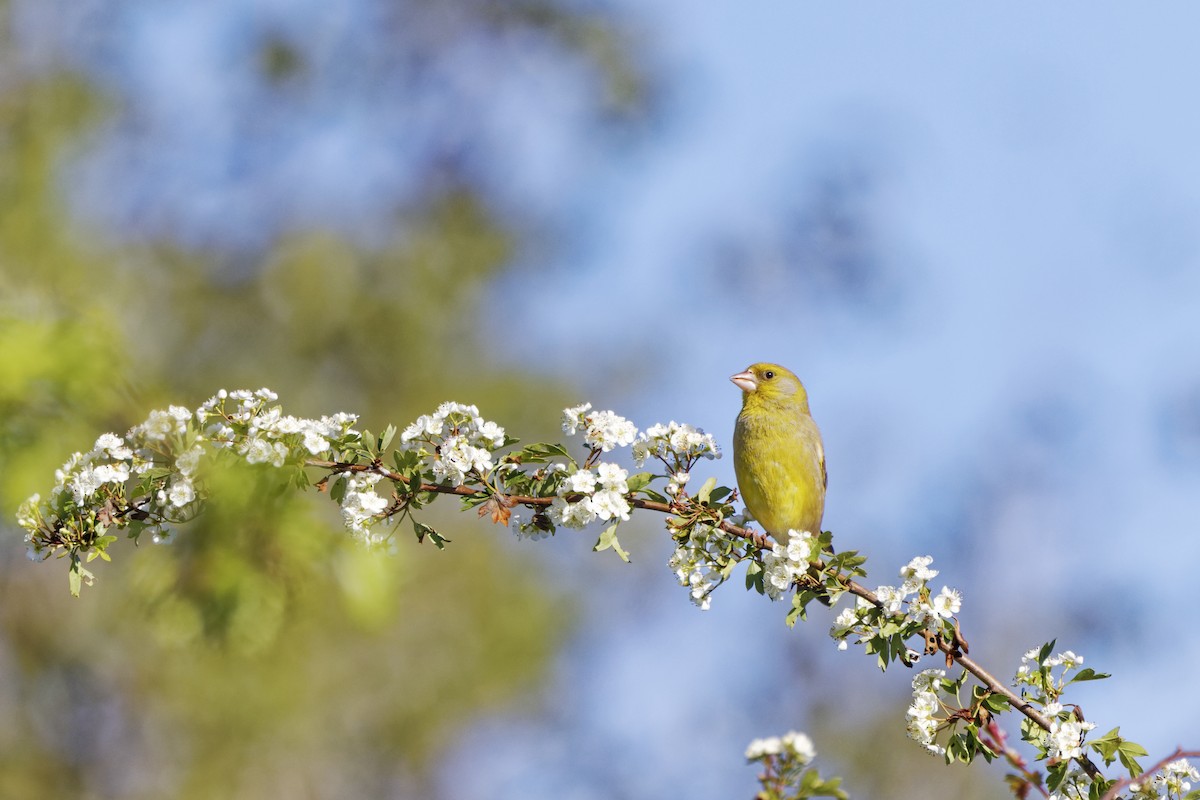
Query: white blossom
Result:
<box><xmin>176</xmin><ymin>445</ymin><xmax>204</xmax><ymax>478</ymax></box>
<box><xmin>563</xmin><ymin>469</ymin><xmax>597</xmax><ymax>494</ymax></box>
<box><xmin>829</xmin><ymin>606</ymin><xmax>859</xmax><ymax>650</ymax></box>
<box><xmin>595</xmin><ymin>462</ymin><xmax>628</xmax><ymax>492</ymax></box>
<box><xmin>874</xmin><ymin>584</ymin><xmax>907</xmax><ymax>615</ymax></box>
<box><xmin>668</xmin><ymin>531</ymin><xmax>725</xmax><ymax>611</ymax></box>
<box><xmin>431</xmin><ymin>435</ymin><xmax>493</xmax><ymax>485</ymax></box>
<box><xmin>561</xmin><ymin>403</ymin><xmax>592</xmax><ymax>436</ymax></box>
<box><xmin>16</xmin><ymin>494</ymin><xmax>40</xmax><ymax>531</ymax></box>
<box><xmin>1046</xmin><ymin>650</ymin><xmax>1084</xmax><ymax>669</ymax></box>
<box><xmin>745</xmin><ymin>731</ymin><xmax>816</xmax><ymax>764</ymax></box>
<box><xmin>1160</xmin><ymin>758</ymin><xmax>1200</xmax><ymax>794</ymax></box>
<box><xmin>782</xmin><ymin>731</ymin><xmax>815</xmax><ymax>762</ymax></box>
<box><xmin>905</xmin><ymin>668</ymin><xmax>947</xmax><ymax>756</ymax></box>
<box><xmin>93</xmin><ymin>432</ymin><xmax>134</xmax><ymax>461</ymax></box>
<box><xmin>761</xmin><ymin>532</ymin><xmax>817</xmax><ymax>601</ymax></box>
<box><xmin>900</xmin><ymin>555</ymin><xmax>938</xmax><ymax>588</ymax></box>
<box><xmin>240</xmin><ymin>437</ymin><xmax>288</xmax><ymax>467</ymax></box>
<box><xmin>590</xmin><ymin>489</ymin><xmax>631</xmax><ymax>521</ymax></box>
<box><xmin>340</xmin><ymin>473</ymin><xmax>390</xmax><ymax>539</ymax></box>
<box><xmin>633</xmin><ymin>420</ymin><xmax>721</xmax><ymax>466</ymax></box>
<box><xmin>70</xmin><ymin>465</ymin><xmax>105</xmax><ymax>503</ymax></box>
<box><xmin>548</xmin><ymin>496</ymin><xmax>597</xmax><ymax>529</ymax></box>
<box><xmin>1046</xmin><ymin>719</ymin><xmax>1095</xmax><ymax>760</ymax></box>
<box><xmin>562</xmin><ymin>405</ymin><xmax>637</xmax><ymax>452</ymax></box>
<box><xmin>302</xmin><ymin>428</ymin><xmax>330</xmax><ymax>455</ymax></box>
<box><xmin>167</xmin><ymin>479</ymin><xmax>196</xmax><ymax>507</ymax></box>
<box><xmin>745</xmin><ymin>736</ymin><xmax>783</xmax><ymax>759</ymax></box>
<box><xmin>931</xmin><ymin>586</ymin><xmax>963</xmax><ymax>619</ymax></box>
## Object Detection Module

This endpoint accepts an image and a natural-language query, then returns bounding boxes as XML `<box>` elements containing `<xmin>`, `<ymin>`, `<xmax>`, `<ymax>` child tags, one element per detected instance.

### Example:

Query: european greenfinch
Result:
<box><xmin>731</xmin><ymin>363</ymin><xmax>826</xmax><ymax>542</ymax></box>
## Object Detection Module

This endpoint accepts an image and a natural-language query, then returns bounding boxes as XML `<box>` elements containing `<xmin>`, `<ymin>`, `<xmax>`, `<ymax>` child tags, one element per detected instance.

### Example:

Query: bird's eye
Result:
<box><xmin>763</xmin><ymin>370</ymin><xmax>775</xmax><ymax>379</ymax></box>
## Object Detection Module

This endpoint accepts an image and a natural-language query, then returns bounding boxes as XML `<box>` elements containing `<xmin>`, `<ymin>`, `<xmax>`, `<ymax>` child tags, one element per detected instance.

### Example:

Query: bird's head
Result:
<box><xmin>730</xmin><ymin>362</ymin><xmax>810</xmax><ymax>410</ymax></box>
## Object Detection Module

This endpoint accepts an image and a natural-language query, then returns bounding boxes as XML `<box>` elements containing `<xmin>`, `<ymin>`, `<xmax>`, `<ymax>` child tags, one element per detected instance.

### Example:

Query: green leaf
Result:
<box><xmin>68</xmin><ymin>555</ymin><xmax>94</xmax><ymax>598</ymax></box>
<box><xmin>594</xmin><ymin>525</ymin><xmax>631</xmax><ymax>562</ymax></box>
<box><xmin>786</xmin><ymin>590</ymin><xmax>811</xmax><ymax>628</ymax></box>
<box><xmin>413</xmin><ymin>521</ymin><xmax>448</xmax><ymax>549</ymax></box>
<box><xmin>372</xmin><ymin>424</ymin><xmax>396</xmax><ymax>450</ymax></box>
<box><xmin>1116</xmin><ymin>738</ymin><xmax>1148</xmax><ymax>776</ymax></box>
<box><xmin>510</xmin><ymin>442</ymin><xmax>572</xmax><ymax>464</ymax></box>
<box><xmin>624</xmin><ymin>471</ymin><xmax>655</xmax><ymax>493</ymax></box>
<box><xmin>459</xmin><ymin>492</ymin><xmax>488</xmax><ymax>509</ymax></box>
<box><xmin>1046</xmin><ymin>760</ymin><xmax>1069</xmax><ymax>793</ymax></box>
<box><xmin>393</xmin><ymin>449</ymin><xmax>422</xmax><ymax>471</ymax></box>
<box><xmin>799</xmin><ymin>769</ymin><xmax>849</xmax><ymax>799</ymax></box>
<box><xmin>696</xmin><ymin>476</ymin><xmax>717</xmax><ymax>503</ymax></box>
<box><xmin>983</xmin><ymin>693</ymin><xmax>1010</xmax><ymax>714</ymax></box>
<box><xmin>640</xmin><ymin>488</ymin><xmax>670</xmax><ymax>504</ymax></box>
<box><xmin>1037</xmin><ymin>639</ymin><xmax>1057</xmax><ymax>666</ymax></box>
<box><xmin>706</xmin><ymin>485</ymin><xmax>732</xmax><ymax>503</ymax></box>
<box><xmin>745</xmin><ymin>561</ymin><xmax>764</xmax><ymax>593</ymax></box>
<box><xmin>1068</xmin><ymin>668</ymin><xmax>1111</xmax><ymax>683</ymax></box>
<box><xmin>68</xmin><ymin>558</ymin><xmax>82</xmax><ymax>597</ymax></box>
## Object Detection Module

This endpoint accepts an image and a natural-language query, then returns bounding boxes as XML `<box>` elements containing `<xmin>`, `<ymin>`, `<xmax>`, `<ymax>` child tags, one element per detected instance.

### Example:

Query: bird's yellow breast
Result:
<box><xmin>733</xmin><ymin>400</ymin><xmax>826</xmax><ymax>539</ymax></box>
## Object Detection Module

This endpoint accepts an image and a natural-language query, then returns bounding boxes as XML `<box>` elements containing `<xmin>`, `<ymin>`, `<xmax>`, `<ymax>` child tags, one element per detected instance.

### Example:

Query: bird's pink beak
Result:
<box><xmin>730</xmin><ymin>370</ymin><xmax>757</xmax><ymax>393</ymax></box>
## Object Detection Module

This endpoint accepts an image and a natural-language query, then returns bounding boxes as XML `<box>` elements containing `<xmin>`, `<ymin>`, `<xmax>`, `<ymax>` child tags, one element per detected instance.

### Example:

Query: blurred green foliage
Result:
<box><xmin>0</xmin><ymin>3</ymin><xmax>645</xmax><ymax>792</ymax></box>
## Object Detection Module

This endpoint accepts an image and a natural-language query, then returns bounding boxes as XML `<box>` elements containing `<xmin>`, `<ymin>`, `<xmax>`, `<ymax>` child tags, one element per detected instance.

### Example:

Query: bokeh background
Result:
<box><xmin>3</xmin><ymin>2</ymin><xmax>1199</xmax><ymax>798</ymax></box>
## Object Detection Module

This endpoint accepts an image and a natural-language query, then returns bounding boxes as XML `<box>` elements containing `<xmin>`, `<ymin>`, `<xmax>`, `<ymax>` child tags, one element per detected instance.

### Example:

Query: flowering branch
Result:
<box><xmin>14</xmin><ymin>389</ymin><xmax>1195</xmax><ymax>799</ymax></box>
<box><xmin>746</xmin><ymin>732</ymin><xmax>847</xmax><ymax>800</ymax></box>
<box><xmin>1099</xmin><ymin>750</ymin><xmax>1200</xmax><ymax>800</ymax></box>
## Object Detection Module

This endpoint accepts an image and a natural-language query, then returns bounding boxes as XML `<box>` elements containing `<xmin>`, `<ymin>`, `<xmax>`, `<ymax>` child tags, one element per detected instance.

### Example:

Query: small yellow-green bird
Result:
<box><xmin>731</xmin><ymin>362</ymin><xmax>826</xmax><ymax>542</ymax></box>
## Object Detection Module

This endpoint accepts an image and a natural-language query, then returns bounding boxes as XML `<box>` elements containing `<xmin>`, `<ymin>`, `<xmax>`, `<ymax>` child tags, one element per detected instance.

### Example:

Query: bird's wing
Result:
<box><xmin>817</xmin><ymin>438</ymin><xmax>827</xmax><ymax>489</ymax></box>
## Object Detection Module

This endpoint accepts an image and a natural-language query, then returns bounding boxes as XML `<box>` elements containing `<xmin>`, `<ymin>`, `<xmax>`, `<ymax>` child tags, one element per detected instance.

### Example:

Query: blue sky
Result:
<box><xmin>484</xmin><ymin>3</ymin><xmax>1200</xmax><ymax>794</ymax></box>
<box><xmin>17</xmin><ymin>1</ymin><xmax>1200</xmax><ymax>796</ymax></box>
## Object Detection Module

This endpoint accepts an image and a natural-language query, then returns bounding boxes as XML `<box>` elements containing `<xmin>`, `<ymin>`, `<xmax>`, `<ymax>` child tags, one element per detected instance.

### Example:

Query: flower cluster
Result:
<box><xmin>1013</xmin><ymin>645</ymin><xmax>1096</xmax><ymax>720</ymax></box>
<box><xmin>1046</xmin><ymin>717</ymin><xmax>1096</xmax><ymax>761</ymax></box>
<box><xmin>338</xmin><ymin>472</ymin><xmax>391</xmax><ymax>544</ymax></box>
<box><xmin>906</xmin><ymin>668</ymin><xmax>948</xmax><ymax>756</ymax></box>
<box><xmin>547</xmin><ymin>463</ymin><xmax>631</xmax><ymax>528</ymax></box>
<box><xmin>1015</xmin><ymin>647</ymin><xmax>1085</xmax><ymax>690</ymax></box>
<box><xmin>829</xmin><ymin>555</ymin><xmax>963</xmax><ymax>652</ymax></box>
<box><xmin>632</xmin><ymin>420</ymin><xmax>721</xmax><ymax>474</ymax></box>
<box><xmin>197</xmin><ymin>388</ymin><xmax>357</xmax><ymax>462</ymax></box>
<box><xmin>761</xmin><ymin>531</ymin><xmax>818</xmax><ymax>600</ymax></box>
<box><xmin>745</xmin><ymin>730</ymin><xmax>845</xmax><ymax>800</ymax></box>
<box><xmin>1130</xmin><ymin>759</ymin><xmax>1200</xmax><ymax>799</ymax></box>
<box><xmin>400</xmin><ymin>401</ymin><xmax>507</xmax><ymax>486</ymax></box>
<box><xmin>507</xmin><ymin>405</ymin><xmax>726</xmax><ymax>558</ymax></box>
<box><xmin>562</xmin><ymin>403</ymin><xmax>637</xmax><ymax>452</ymax></box>
<box><xmin>17</xmin><ymin>388</ymin><xmax>363</xmax><ymax>592</ymax></box>
<box><xmin>745</xmin><ymin>730</ymin><xmax>816</xmax><ymax>764</ymax></box>
<box><xmin>667</xmin><ymin>525</ymin><xmax>727</xmax><ymax>610</ymax></box>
